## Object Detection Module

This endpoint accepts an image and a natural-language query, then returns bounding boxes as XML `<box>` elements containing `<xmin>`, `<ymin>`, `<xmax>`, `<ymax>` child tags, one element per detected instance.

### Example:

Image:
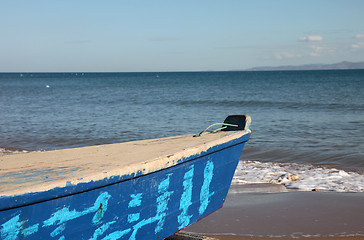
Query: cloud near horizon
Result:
<box><xmin>352</xmin><ymin>42</ymin><xmax>364</xmax><ymax>51</ymax></box>
<box><xmin>308</xmin><ymin>44</ymin><xmax>333</xmax><ymax>57</ymax></box>
<box><xmin>299</xmin><ymin>36</ymin><xmax>323</xmax><ymax>42</ymax></box>
<box><xmin>275</xmin><ymin>43</ymin><xmax>333</xmax><ymax>60</ymax></box>
<box><xmin>275</xmin><ymin>52</ymin><xmax>302</xmax><ymax>60</ymax></box>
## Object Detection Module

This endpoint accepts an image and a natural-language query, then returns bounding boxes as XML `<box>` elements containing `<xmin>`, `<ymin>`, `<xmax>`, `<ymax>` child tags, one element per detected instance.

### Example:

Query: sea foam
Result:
<box><xmin>233</xmin><ymin>160</ymin><xmax>364</xmax><ymax>192</ymax></box>
<box><xmin>0</xmin><ymin>147</ymin><xmax>29</xmax><ymax>156</ymax></box>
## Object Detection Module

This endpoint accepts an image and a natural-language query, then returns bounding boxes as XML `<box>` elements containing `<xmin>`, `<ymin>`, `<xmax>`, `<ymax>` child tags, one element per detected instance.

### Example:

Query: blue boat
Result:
<box><xmin>0</xmin><ymin>115</ymin><xmax>251</xmax><ymax>240</ymax></box>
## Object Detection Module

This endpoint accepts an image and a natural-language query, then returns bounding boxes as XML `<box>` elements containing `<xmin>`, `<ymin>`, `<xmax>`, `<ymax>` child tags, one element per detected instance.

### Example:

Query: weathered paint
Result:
<box><xmin>199</xmin><ymin>160</ymin><xmax>214</xmax><ymax>215</ymax></box>
<box><xmin>155</xmin><ymin>174</ymin><xmax>173</xmax><ymax>234</ymax></box>
<box><xmin>89</xmin><ymin>221</ymin><xmax>116</xmax><ymax>240</ymax></box>
<box><xmin>42</xmin><ymin>192</ymin><xmax>111</xmax><ymax>228</ymax></box>
<box><xmin>178</xmin><ymin>166</ymin><xmax>194</xmax><ymax>230</ymax></box>
<box><xmin>128</xmin><ymin>194</ymin><xmax>142</xmax><ymax>208</ymax></box>
<box><xmin>0</xmin><ymin>127</ymin><xmax>251</xmax><ymax>203</ymax></box>
<box><xmin>0</xmin><ymin>131</ymin><xmax>250</xmax><ymax>239</ymax></box>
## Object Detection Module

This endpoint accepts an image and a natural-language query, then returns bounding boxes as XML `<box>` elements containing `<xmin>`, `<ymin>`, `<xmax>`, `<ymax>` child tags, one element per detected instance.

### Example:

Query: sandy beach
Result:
<box><xmin>182</xmin><ymin>184</ymin><xmax>364</xmax><ymax>239</ymax></box>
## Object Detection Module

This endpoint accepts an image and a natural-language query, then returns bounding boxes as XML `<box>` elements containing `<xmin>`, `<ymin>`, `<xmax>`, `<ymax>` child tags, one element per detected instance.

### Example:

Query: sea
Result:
<box><xmin>1</xmin><ymin>70</ymin><xmax>363</xmax><ymax>192</ymax></box>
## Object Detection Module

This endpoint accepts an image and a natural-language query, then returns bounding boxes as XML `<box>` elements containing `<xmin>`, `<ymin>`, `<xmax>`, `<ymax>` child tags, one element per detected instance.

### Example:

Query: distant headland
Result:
<box><xmin>245</xmin><ymin>61</ymin><xmax>364</xmax><ymax>71</ymax></box>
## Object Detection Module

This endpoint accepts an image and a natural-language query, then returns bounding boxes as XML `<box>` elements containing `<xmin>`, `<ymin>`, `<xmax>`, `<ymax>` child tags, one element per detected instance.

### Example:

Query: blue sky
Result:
<box><xmin>1</xmin><ymin>0</ymin><xmax>364</xmax><ymax>72</ymax></box>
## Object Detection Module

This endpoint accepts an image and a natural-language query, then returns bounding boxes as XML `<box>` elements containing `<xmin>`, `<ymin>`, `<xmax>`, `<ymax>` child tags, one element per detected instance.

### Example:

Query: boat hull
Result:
<box><xmin>0</xmin><ymin>133</ymin><xmax>249</xmax><ymax>240</ymax></box>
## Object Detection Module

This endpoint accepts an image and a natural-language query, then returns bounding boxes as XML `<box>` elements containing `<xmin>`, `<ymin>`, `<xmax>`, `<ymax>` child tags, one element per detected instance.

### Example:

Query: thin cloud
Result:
<box><xmin>352</xmin><ymin>42</ymin><xmax>364</xmax><ymax>51</ymax></box>
<box><xmin>274</xmin><ymin>44</ymin><xmax>333</xmax><ymax>60</ymax></box>
<box><xmin>309</xmin><ymin>46</ymin><xmax>321</xmax><ymax>57</ymax></box>
<box><xmin>299</xmin><ymin>36</ymin><xmax>323</xmax><ymax>42</ymax></box>
<box><xmin>352</xmin><ymin>34</ymin><xmax>364</xmax><ymax>51</ymax></box>
<box><xmin>308</xmin><ymin>44</ymin><xmax>333</xmax><ymax>57</ymax></box>
<box><xmin>275</xmin><ymin>52</ymin><xmax>302</xmax><ymax>60</ymax></box>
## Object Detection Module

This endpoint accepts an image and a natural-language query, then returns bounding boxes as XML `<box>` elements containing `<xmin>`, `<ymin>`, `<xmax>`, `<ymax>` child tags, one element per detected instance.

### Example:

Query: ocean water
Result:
<box><xmin>1</xmin><ymin>70</ymin><xmax>363</xmax><ymax>192</ymax></box>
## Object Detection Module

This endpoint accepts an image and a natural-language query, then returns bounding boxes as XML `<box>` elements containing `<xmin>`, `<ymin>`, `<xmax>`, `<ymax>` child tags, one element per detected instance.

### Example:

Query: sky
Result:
<box><xmin>1</xmin><ymin>0</ymin><xmax>364</xmax><ymax>72</ymax></box>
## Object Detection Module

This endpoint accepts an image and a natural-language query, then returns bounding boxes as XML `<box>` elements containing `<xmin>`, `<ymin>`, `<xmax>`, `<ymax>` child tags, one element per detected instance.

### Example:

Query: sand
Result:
<box><xmin>182</xmin><ymin>184</ymin><xmax>364</xmax><ymax>239</ymax></box>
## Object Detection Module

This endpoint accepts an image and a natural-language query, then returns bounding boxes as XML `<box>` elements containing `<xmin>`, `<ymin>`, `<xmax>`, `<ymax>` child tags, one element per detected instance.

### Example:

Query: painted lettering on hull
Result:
<box><xmin>0</xmin><ymin>161</ymin><xmax>215</xmax><ymax>239</ymax></box>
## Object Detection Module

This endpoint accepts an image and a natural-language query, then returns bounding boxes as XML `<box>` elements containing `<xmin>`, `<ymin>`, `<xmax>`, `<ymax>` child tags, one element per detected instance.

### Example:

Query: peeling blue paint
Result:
<box><xmin>0</xmin><ymin>192</ymin><xmax>112</xmax><ymax>239</ymax></box>
<box><xmin>50</xmin><ymin>223</ymin><xmax>65</xmax><ymax>237</ymax></box>
<box><xmin>128</xmin><ymin>193</ymin><xmax>142</xmax><ymax>208</ymax></box>
<box><xmin>43</xmin><ymin>192</ymin><xmax>111</xmax><ymax>228</ymax></box>
<box><xmin>101</xmin><ymin>228</ymin><xmax>131</xmax><ymax>240</ymax></box>
<box><xmin>1</xmin><ymin>215</ymin><xmax>40</xmax><ymax>239</ymax></box>
<box><xmin>0</xmin><ymin>158</ymin><xmax>225</xmax><ymax>240</ymax></box>
<box><xmin>178</xmin><ymin>166</ymin><xmax>194</xmax><ymax>229</ymax></box>
<box><xmin>0</xmin><ymin>161</ymin><xmax>219</xmax><ymax>240</ymax></box>
<box><xmin>199</xmin><ymin>161</ymin><xmax>215</xmax><ymax>215</ymax></box>
<box><xmin>89</xmin><ymin>220</ymin><xmax>116</xmax><ymax>240</ymax></box>
<box><xmin>92</xmin><ymin>206</ymin><xmax>104</xmax><ymax>225</ymax></box>
<box><xmin>127</xmin><ymin>213</ymin><xmax>140</xmax><ymax>223</ymax></box>
<box><xmin>155</xmin><ymin>174</ymin><xmax>174</xmax><ymax>233</ymax></box>
<box><xmin>124</xmin><ymin>174</ymin><xmax>175</xmax><ymax>239</ymax></box>
<box><xmin>22</xmin><ymin>223</ymin><xmax>39</xmax><ymax>237</ymax></box>
<box><xmin>128</xmin><ymin>193</ymin><xmax>143</xmax><ymax>224</ymax></box>
<box><xmin>92</xmin><ymin>192</ymin><xmax>111</xmax><ymax>225</ymax></box>
<box><xmin>0</xmin><ymin>214</ymin><xmax>21</xmax><ymax>240</ymax></box>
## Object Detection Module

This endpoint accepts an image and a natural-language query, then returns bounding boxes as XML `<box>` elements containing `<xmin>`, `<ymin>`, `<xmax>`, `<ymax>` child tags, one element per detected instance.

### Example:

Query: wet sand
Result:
<box><xmin>183</xmin><ymin>184</ymin><xmax>364</xmax><ymax>239</ymax></box>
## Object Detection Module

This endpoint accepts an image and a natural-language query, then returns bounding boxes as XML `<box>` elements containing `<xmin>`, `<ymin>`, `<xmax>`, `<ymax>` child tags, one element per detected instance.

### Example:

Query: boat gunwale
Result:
<box><xmin>0</xmin><ymin>130</ymin><xmax>250</xmax><ymax>211</ymax></box>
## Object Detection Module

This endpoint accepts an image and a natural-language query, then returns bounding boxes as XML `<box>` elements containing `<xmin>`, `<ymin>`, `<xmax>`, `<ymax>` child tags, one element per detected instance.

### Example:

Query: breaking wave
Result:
<box><xmin>233</xmin><ymin>160</ymin><xmax>364</xmax><ymax>192</ymax></box>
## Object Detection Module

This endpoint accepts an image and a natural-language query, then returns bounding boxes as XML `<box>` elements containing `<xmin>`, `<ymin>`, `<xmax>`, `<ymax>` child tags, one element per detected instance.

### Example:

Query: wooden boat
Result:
<box><xmin>0</xmin><ymin>115</ymin><xmax>251</xmax><ymax>240</ymax></box>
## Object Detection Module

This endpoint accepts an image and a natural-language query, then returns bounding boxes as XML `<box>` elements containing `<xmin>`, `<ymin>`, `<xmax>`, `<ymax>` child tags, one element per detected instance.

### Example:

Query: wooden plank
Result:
<box><xmin>0</xmin><ymin>131</ymin><xmax>249</xmax><ymax>198</ymax></box>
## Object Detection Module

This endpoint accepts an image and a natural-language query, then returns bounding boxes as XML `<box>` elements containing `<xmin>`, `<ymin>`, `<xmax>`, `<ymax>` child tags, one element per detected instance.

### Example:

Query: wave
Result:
<box><xmin>180</xmin><ymin>99</ymin><xmax>362</xmax><ymax>110</ymax></box>
<box><xmin>0</xmin><ymin>147</ymin><xmax>30</xmax><ymax>156</ymax></box>
<box><xmin>129</xmin><ymin>98</ymin><xmax>363</xmax><ymax>112</ymax></box>
<box><xmin>233</xmin><ymin>160</ymin><xmax>364</xmax><ymax>192</ymax></box>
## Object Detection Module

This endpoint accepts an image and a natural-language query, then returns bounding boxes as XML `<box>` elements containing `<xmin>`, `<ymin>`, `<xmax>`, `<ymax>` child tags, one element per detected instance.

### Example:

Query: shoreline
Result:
<box><xmin>168</xmin><ymin>233</ymin><xmax>364</xmax><ymax>240</ymax></box>
<box><xmin>182</xmin><ymin>184</ymin><xmax>364</xmax><ymax>238</ymax></box>
<box><xmin>208</xmin><ymin>236</ymin><xmax>364</xmax><ymax>240</ymax></box>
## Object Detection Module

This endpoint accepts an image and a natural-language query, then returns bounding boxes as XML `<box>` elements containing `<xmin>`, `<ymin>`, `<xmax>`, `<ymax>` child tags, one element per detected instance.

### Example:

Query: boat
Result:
<box><xmin>0</xmin><ymin>115</ymin><xmax>251</xmax><ymax>240</ymax></box>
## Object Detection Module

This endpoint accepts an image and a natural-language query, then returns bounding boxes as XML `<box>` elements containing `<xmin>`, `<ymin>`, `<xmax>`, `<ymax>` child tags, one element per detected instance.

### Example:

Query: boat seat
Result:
<box><xmin>222</xmin><ymin>115</ymin><xmax>249</xmax><ymax>131</ymax></box>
